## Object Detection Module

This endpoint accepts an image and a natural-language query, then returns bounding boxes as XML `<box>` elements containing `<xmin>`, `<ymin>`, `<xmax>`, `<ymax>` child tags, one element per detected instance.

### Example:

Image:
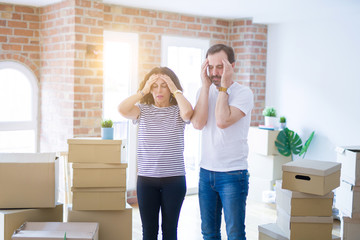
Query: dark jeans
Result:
<box><xmin>137</xmin><ymin>175</ymin><xmax>186</xmax><ymax>240</ymax></box>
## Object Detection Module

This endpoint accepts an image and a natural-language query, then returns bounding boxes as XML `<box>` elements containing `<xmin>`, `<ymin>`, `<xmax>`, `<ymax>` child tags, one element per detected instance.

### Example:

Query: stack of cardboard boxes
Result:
<box><xmin>335</xmin><ymin>146</ymin><xmax>360</xmax><ymax>240</ymax></box>
<box><xmin>247</xmin><ymin>127</ymin><xmax>291</xmax><ymax>202</ymax></box>
<box><xmin>66</xmin><ymin>138</ymin><xmax>132</xmax><ymax>240</ymax></box>
<box><xmin>259</xmin><ymin>159</ymin><xmax>342</xmax><ymax>240</ymax></box>
<box><xmin>0</xmin><ymin>153</ymin><xmax>63</xmax><ymax>240</ymax></box>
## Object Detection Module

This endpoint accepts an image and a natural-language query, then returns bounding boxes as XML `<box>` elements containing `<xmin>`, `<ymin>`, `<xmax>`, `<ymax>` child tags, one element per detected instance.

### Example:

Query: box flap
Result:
<box><xmin>290</xmin><ymin>216</ymin><xmax>333</xmax><ymax>223</ymax></box>
<box><xmin>0</xmin><ymin>153</ymin><xmax>56</xmax><ymax>163</ymax></box>
<box><xmin>12</xmin><ymin>230</ymin><xmax>94</xmax><ymax>239</ymax></box>
<box><xmin>71</xmin><ymin>187</ymin><xmax>126</xmax><ymax>192</ymax></box>
<box><xmin>72</xmin><ymin>163</ymin><xmax>128</xmax><ymax>169</ymax></box>
<box><xmin>282</xmin><ymin>159</ymin><xmax>341</xmax><ymax>176</ymax></box>
<box><xmin>258</xmin><ymin>223</ymin><xmax>289</xmax><ymax>240</ymax></box>
<box><xmin>277</xmin><ymin>180</ymin><xmax>334</xmax><ymax>199</ymax></box>
<box><xmin>68</xmin><ymin>138</ymin><xmax>124</xmax><ymax>145</ymax></box>
<box><xmin>12</xmin><ymin>222</ymin><xmax>98</xmax><ymax>239</ymax></box>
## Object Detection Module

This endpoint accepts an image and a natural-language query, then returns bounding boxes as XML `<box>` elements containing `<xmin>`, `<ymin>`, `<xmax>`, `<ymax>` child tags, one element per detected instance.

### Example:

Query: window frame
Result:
<box><xmin>0</xmin><ymin>61</ymin><xmax>39</xmax><ymax>152</ymax></box>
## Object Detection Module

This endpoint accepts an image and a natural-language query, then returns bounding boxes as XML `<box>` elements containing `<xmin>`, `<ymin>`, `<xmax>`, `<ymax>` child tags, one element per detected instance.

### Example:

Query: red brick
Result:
<box><xmin>23</xmin><ymin>14</ymin><xmax>39</xmax><ymax>21</ymax></box>
<box><xmin>187</xmin><ymin>24</ymin><xmax>201</xmax><ymax>30</ymax></box>
<box><xmin>9</xmin><ymin>37</ymin><xmax>28</xmax><ymax>43</ymax></box>
<box><xmin>0</xmin><ymin>4</ymin><xmax>13</xmax><ymax>11</ymax></box>
<box><xmin>0</xmin><ymin>20</ymin><xmax>6</xmax><ymax>26</ymax></box>
<box><xmin>74</xmin><ymin>86</ymin><xmax>91</xmax><ymax>93</ymax></box>
<box><xmin>23</xmin><ymin>45</ymin><xmax>40</xmax><ymax>52</ymax></box>
<box><xmin>87</xmin><ymin>9</ymin><xmax>103</xmax><ymax>18</ymax></box>
<box><xmin>75</xmin><ymin>25</ymin><xmax>89</xmax><ymax>33</ymax></box>
<box><xmin>12</xmin><ymin>13</ymin><xmax>21</xmax><ymax>20</ymax></box>
<box><xmin>114</xmin><ymin>15</ymin><xmax>130</xmax><ymax>23</ymax></box>
<box><xmin>149</xmin><ymin>27</ymin><xmax>164</xmax><ymax>34</ymax></box>
<box><xmin>14</xmin><ymin>6</ymin><xmax>34</xmax><ymax>13</ymax></box>
<box><xmin>255</xmin><ymin>34</ymin><xmax>267</xmax><ymax>40</ymax></box>
<box><xmin>171</xmin><ymin>22</ymin><xmax>186</xmax><ymax>29</ymax></box>
<box><xmin>198</xmin><ymin>32</ymin><xmax>211</xmax><ymax>38</ymax></box>
<box><xmin>216</xmin><ymin>19</ymin><xmax>229</xmax><ymax>26</ymax></box>
<box><xmin>181</xmin><ymin>15</ymin><xmax>195</xmax><ymax>22</ymax></box>
<box><xmin>8</xmin><ymin>21</ymin><xmax>27</xmax><ymax>28</ymax></box>
<box><xmin>14</xmin><ymin>29</ymin><xmax>33</xmax><ymax>37</ymax></box>
<box><xmin>2</xmin><ymin>44</ymin><xmax>21</xmax><ymax>51</ymax></box>
<box><xmin>123</xmin><ymin>8</ymin><xmax>140</xmax><ymax>15</ymax></box>
<box><xmin>0</xmin><ymin>36</ymin><xmax>7</xmax><ymax>42</ymax></box>
<box><xmin>141</xmin><ymin>10</ymin><xmax>157</xmax><ymax>18</ymax></box>
<box><xmin>156</xmin><ymin>20</ymin><xmax>170</xmax><ymax>27</ymax></box>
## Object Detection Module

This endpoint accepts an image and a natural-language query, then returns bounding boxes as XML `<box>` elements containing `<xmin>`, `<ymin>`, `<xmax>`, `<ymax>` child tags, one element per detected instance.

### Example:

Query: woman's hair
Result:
<box><xmin>206</xmin><ymin>44</ymin><xmax>235</xmax><ymax>64</ymax></box>
<box><xmin>138</xmin><ymin>67</ymin><xmax>183</xmax><ymax>105</ymax></box>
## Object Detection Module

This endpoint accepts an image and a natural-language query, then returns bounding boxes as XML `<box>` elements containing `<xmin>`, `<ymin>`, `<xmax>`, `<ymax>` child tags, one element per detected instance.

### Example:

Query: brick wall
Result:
<box><xmin>0</xmin><ymin>4</ymin><xmax>40</xmax><ymax>76</ymax></box>
<box><xmin>1</xmin><ymin>0</ymin><xmax>267</xmax><ymax>202</ymax></box>
<box><xmin>40</xmin><ymin>0</ymin><xmax>76</xmax><ymax>152</ymax></box>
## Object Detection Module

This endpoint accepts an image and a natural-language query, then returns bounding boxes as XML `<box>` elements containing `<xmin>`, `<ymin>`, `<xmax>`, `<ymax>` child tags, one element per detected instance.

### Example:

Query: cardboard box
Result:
<box><xmin>282</xmin><ymin>159</ymin><xmax>341</xmax><ymax>195</ymax></box>
<box><xmin>248</xmin><ymin>152</ymin><xmax>291</xmax><ymax>180</ymax></box>
<box><xmin>276</xmin><ymin>180</ymin><xmax>333</xmax><ymax>217</ymax></box>
<box><xmin>11</xmin><ymin>222</ymin><xmax>98</xmax><ymax>240</ymax></box>
<box><xmin>336</xmin><ymin>146</ymin><xmax>360</xmax><ymax>186</ymax></box>
<box><xmin>72</xmin><ymin>163</ymin><xmax>127</xmax><ymax>188</ymax></box>
<box><xmin>248</xmin><ymin>127</ymin><xmax>280</xmax><ymax>156</ymax></box>
<box><xmin>276</xmin><ymin>207</ymin><xmax>333</xmax><ymax>240</ymax></box>
<box><xmin>258</xmin><ymin>223</ymin><xmax>340</xmax><ymax>240</ymax></box>
<box><xmin>0</xmin><ymin>204</ymin><xmax>63</xmax><ymax>240</ymax></box>
<box><xmin>67</xmin><ymin>204</ymin><xmax>132</xmax><ymax>240</ymax></box>
<box><xmin>72</xmin><ymin>187</ymin><xmax>126</xmax><ymax>210</ymax></box>
<box><xmin>0</xmin><ymin>153</ymin><xmax>58</xmax><ymax>208</ymax></box>
<box><xmin>68</xmin><ymin>138</ymin><xmax>126</xmax><ymax>163</ymax></box>
<box><xmin>335</xmin><ymin>180</ymin><xmax>360</xmax><ymax>218</ymax></box>
<box><xmin>248</xmin><ymin>177</ymin><xmax>276</xmax><ymax>202</ymax></box>
<box><xmin>341</xmin><ymin>216</ymin><xmax>360</xmax><ymax>240</ymax></box>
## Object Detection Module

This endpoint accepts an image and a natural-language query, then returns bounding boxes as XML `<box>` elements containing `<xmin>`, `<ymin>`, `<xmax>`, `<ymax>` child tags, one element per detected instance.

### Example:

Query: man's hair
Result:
<box><xmin>206</xmin><ymin>44</ymin><xmax>235</xmax><ymax>64</ymax></box>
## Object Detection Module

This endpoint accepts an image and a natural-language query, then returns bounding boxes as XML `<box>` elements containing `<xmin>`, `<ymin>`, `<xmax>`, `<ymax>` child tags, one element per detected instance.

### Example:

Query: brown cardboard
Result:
<box><xmin>0</xmin><ymin>204</ymin><xmax>63</xmax><ymax>240</ymax></box>
<box><xmin>72</xmin><ymin>187</ymin><xmax>126</xmax><ymax>210</ymax></box>
<box><xmin>282</xmin><ymin>159</ymin><xmax>341</xmax><ymax>195</ymax></box>
<box><xmin>11</xmin><ymin>222</ymin><xmax>98</xmax><ymax>240</ymax></box>
<box><xmin>276</xmin><ymin>180</ymin><xmax>333</xmax><ymax>217</ymax></box>
<box><xmin>0</xmin><ymin>153</ymin><xmax>58</xmax><ymax>208</ymax></box>
<box><xmin>67</xmin><ymin>138</ymin><xmax>126</xmax><ymax>163</ymax></box>
<box><xmin>248</xmin><ymin>127</ymin><xmax>280</xmax><ymax>156</ymax></box>
<box><xmin>72</xmin><ymin>163</ymin><xmax>127</xmax><ymax>188</ymax></box>
<box><xmin>341</xmin><ymin>216</ymin><xmax>360</xmax><ymax>240</ymax></box>
<box><xmin>335</xmin><ymin>180</ymin><xmax>360</xmax><ymax>218</ymax></box>
<box><xmin>277</xmin><ymin>207</ymin><xmax>333</xmax><ymax>240</ymax></box>
<box><xmin>258</xmin><ymin>223</ymin><xmax>340</xmax><ymax>240</ymax></box>
<box><xmin>336</xmin><ymin>146</ymin><xmax>360</xmax><ymax>185</ymax></box>
<box><xmin>248</xmin><ymin>152</ymin><xmax>291</xmax><ymax>180</ymax></box>
<box><xmin>67</xmin><ymin>204</ymin><xmax>132</xmax><ymax>240</ymax></box>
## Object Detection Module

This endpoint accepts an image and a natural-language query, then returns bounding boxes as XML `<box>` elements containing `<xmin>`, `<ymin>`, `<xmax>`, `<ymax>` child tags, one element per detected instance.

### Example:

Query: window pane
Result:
<box><xmin>103</xmin><ymin>41</ymin><xmax>131</xmax><ymax>122</ymax></box>
<box><xmin>0</xmin><ymin>68</ymin><xmax>32</xmax><ymax>122</ymax></box>
<box><xmin>0</xmin><ymin>130</ymin><xmax>35</xmax><ymax>153</ymax></box>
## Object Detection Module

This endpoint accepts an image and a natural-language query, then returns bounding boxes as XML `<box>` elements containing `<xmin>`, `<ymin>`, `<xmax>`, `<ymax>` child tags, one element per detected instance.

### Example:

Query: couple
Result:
<box><xmin>118</xmin><ymin>44</ymin><xmax>254</xmax><ymax>240</ymax></box>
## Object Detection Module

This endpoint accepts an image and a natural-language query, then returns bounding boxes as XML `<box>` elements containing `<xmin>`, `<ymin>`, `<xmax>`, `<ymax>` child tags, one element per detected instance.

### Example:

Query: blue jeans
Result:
<box><xmin>137</xmin><ymin>176</ymin><xmax>186</xmax><ymax>240</ymax></box>
<box><xmin>199</xmin><ymin>168</ymin><xmax>249</xmax><ymax>240</ymax></box>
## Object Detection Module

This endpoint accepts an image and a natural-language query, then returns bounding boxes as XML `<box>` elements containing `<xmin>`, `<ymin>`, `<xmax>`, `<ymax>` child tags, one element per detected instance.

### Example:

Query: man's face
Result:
<box><xmin>207</xmin><ymin>50</ymin><xmax>228</xmax><ymax>87</ymax></box>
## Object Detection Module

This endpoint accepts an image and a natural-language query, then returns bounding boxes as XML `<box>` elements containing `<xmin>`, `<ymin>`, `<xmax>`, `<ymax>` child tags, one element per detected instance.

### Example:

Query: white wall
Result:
<box><xmin>266</xmin><ymin>14</ymin><xmax>360</xmax><ymax>162</ymax></box>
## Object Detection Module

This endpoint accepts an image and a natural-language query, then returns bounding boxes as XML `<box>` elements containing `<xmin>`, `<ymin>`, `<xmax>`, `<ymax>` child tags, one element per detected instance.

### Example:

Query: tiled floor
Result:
<box><xmin>131</xmin><ymin>194</ymin><xmax>341</xmax><ymax>240</ymax></box>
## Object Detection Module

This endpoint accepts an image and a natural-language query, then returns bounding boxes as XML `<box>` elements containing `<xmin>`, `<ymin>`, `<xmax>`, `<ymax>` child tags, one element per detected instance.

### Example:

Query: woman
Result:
<box><xmin>118</xmin><ymin>67</ymin><xmax>193</xmax><ymax>240</ymax></box>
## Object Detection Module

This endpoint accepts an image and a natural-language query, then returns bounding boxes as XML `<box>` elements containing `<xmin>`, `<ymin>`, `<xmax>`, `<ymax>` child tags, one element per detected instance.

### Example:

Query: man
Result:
<box><xmin>191</xmin><ymin>44</ymin><xmax>254</xmax><ymax>240</ymax></box>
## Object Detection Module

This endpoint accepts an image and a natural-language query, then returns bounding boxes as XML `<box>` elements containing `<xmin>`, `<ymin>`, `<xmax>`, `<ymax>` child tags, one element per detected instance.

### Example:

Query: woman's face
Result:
<box><xmin>150</xmin><ymin>74</ymin><xmax>171</xmax><ymax>107</ymax></box>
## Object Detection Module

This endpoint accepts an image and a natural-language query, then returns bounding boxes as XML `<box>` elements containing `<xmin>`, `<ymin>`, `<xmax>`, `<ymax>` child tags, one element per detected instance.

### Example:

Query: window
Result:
<box><xmin>0</xmin><ymin>62</ymin><xmax>39</xmax><ymax>153</ymax></box>
<box><xmin>103</xmin><ymin>31</ymin><xmax>139</xmax><ymax>191</ymax></box>
<box><xmin>162</xmin><ymin>36</ymin><xmax>209</xmax><ymax>194</ymax></box>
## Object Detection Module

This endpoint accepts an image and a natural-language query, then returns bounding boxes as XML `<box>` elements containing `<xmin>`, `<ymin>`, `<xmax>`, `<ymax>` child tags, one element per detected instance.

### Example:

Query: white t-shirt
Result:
<box><xmin>199</xmin><ymin>83</ymin><xmax>254</xmax><ymax>172</ymax></box>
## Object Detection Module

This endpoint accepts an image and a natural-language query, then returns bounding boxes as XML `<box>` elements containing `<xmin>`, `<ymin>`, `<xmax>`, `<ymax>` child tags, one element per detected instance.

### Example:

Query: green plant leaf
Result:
<box><xmin>275</xmin><ymin>128</ymin><xmax>302</xmax><ymax>159</ymax></box>
<box><xmin>299</xmin><ymin>131</ymin><xmax>315</xmax><ymax>158</ymax></box>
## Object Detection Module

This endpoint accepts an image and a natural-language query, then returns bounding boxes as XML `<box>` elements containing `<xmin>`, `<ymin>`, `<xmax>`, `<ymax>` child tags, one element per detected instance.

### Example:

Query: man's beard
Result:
<box><xmin>210</xmin><ymin>75</ymin><xmax>221</xmax><ymax>87</ymax></box>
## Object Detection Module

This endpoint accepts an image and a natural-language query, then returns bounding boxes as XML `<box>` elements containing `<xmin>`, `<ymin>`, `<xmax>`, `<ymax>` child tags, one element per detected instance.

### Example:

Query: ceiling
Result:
<box><xmin>0</xmin><ymin>0</ymin><xmax>359</xmax><ymax>23</ymax></box>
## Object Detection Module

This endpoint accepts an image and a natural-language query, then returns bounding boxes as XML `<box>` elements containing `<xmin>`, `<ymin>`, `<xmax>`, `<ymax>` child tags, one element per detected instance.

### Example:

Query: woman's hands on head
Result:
<box><xmin>142</xmin><ymin>74</ymin><xmax>178</xmax><ymax>94</ymax></box>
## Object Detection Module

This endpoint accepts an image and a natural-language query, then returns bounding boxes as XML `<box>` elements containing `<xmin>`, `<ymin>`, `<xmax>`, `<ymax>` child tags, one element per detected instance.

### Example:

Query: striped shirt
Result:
<box><xmin>133</xmin><ymin>104</ymin><xmax>186</xmax><ymax>177</ymax></box>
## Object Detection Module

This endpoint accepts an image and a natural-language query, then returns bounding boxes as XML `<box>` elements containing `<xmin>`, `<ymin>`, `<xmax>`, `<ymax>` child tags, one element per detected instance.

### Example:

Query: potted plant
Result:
<box><xmin>262</xmin><ymin>106</ymin><xmax>277</xmax><ymax>127</ymax></box>
<box><xmin>101</xmin><ymin>119</ymin><xmax>114</xmax><ymax>140</ymax></box>
<box><xmin>275</xmin><ymin>128</ymin><xmax>315</xmax><ymax>161</ymax></box>
<box><xmin>279</xmin><ymin>116</ymin><xmax>286</xmax><ymax>130</ymax></box>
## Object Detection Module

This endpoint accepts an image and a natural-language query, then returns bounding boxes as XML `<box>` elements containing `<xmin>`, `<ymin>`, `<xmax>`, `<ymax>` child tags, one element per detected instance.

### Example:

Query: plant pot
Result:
<box><xmin>264</xmin><ymin>116</ymin><xmax>277</xmax><ymax>127</ymax></box>
<box><xmin>279</xmin><ymin>122</ymin><xmax>286</xmax><ymax>130</ymax></box>
<box><xmin>101</xmin><ymin>127</ymin><xmax>114</xmax><ymax>140</ymax></box>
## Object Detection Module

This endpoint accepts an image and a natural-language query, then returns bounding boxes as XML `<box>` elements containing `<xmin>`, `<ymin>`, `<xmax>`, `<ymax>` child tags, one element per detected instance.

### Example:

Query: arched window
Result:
<box><xmin>0</xmin><ymin>61</ymin><xmax>38</xmax><ymax>152</ymax></box>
